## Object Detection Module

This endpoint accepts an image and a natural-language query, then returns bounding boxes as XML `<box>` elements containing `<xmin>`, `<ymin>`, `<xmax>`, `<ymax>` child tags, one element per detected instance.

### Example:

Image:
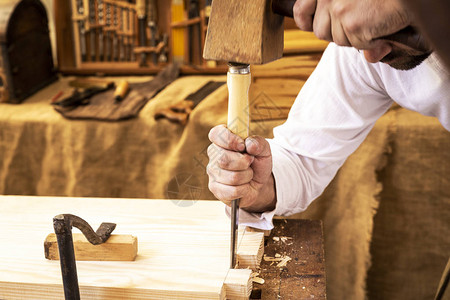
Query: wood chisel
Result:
<box><xmin>227</xmin><ymin>63</ymin><xmax>251</xmax><ymax>268</ymax></box>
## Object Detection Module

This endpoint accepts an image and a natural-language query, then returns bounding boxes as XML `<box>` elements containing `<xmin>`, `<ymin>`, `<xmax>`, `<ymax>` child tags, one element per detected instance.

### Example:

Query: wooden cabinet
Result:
<box><xmin>54</xmin><ymin>0</ymin><xmax>226</xmax><ymax>75</ymax></box>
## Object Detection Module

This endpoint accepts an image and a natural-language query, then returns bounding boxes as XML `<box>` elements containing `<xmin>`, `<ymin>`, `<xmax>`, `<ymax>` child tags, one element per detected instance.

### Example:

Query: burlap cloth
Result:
<box><xmin>0</xmin><ymin>76</ymin><xmax>448</xmax><ymax>299</ymax></box>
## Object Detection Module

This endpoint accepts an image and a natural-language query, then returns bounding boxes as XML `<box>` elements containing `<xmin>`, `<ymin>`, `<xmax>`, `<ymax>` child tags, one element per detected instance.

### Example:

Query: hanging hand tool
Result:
<box><xmin>136</xmin><ymin>0</ymin><xmax>147</xmax><ymax>66</ymax></box>
<box><xmin>154</xmin><ymin>81</ymin><xmax>224</xmax><ymax>125</ymax></box>
<box><xmin>119</xmin><ymin>6</ymin><xmax>125</xmax><ymax>61</ymax></box>
<box><xmin>112</xmin><ymin>6</ymin><xmax>119</xmax><ymax>61</ymax></box>
<box><xmin>205</xmin><ymin>0</ymin><xmax>212</xmax><ymax>18</ymax></box>
<box><xmin>73</xmin><ymin>0</ymin><xmax>87</xmax><ymax>63</ymax></box>
<box><xmin>97</xmin><ymin>0</ymin><xmax>105</xmax><ymax>61</ymax></box>
<box><xmin>147</xmin><ymin>0</ymin><xmax>158</xmax><ymax>65</ymax></box>
<box><xmin>187</xmin><ymin>0</ymin><xmax>202</xmax><ymax>65</ymax></box>
<box><xmin>171</xmin><ymin>0</ymin><xmax>185</xmax><ymax>64</ymax></box>
<box><xmin>104</xmin><ymin>3</ymin><xmax>112</xmax><ymax>61</ymax></box>
<box><xmin>88</xmin><ymin>0</ymin><xmax>96</xmax><ymax>61</ymax></box>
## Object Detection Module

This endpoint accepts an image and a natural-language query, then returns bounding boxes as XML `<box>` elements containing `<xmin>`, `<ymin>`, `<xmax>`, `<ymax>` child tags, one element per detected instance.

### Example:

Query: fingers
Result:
<box><xmin>331</xmin><ymin>17</ymin><xmax>351</xmax><ymax>47</ymax></box>
<box><xmin>207</xmin><ymin>144</ymin><xmax>254</xmax><ymax>171</ymax></box>
<box><xmin>293</xmin><ymin>0</ymin><xmax>317</xmax><ymax>31</ymax></box>
<box><xmin>313</xmin><ymin>0</ymin><xmax>332</xmax><ymax>41</ymax></box>
<box><xmin>207</xmin><ymin>165</ymin><xmax>254</xmax><ymax>186</ymax></box>
<box><xmin>208</xmin><ymin>125</ymin><xmax>245</xmax><ymax>152</ymax></box>
<box><xmin>363</xmin><ymin>42</ymin><xmax>392</xmax><ymax>63</ymax></box>
<box><xmin>245</xmin><ymin>136</ymin><xmax>273</xmax><ymax>184</ymax></box>
<box><xmin>245</xmin><ymin>136</ymin><xmax>271</xmax><ymax>157</ymax></box>
<box><xmin>207</xmin><ymin>181</ymin><xmax>251</xmax><ymax>204</ymax></box>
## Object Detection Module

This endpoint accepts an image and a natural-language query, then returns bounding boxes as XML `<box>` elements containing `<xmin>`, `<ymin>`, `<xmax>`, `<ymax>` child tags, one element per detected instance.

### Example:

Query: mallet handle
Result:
<box><xmin>272</xmin><ymin>0</ymin><xmax>295</xmax><ymax>18</ymax></box>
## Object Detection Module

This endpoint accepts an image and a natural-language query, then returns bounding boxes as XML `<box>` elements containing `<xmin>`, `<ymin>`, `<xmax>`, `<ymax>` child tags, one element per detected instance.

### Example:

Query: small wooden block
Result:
<box><xmin>237</xmin><ymin>230</ymin><xmax>264</xmax><ymax>269</ymax></box>
<box><xmin>44</xmin><ymin>233</ymin><xmax>138</xmax><ymax>261</ymax></box>
<box><xmin>224</xmin><ymin>269</ymin><xmax>253</xmax><ymax>300</ymax></box>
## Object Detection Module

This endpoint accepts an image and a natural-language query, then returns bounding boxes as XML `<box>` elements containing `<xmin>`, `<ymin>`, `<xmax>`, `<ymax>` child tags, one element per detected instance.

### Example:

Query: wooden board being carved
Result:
<box><xmin>0</xmin><ymin>196</ymin><xmax>264</xmax><ymax>299</ymax></box>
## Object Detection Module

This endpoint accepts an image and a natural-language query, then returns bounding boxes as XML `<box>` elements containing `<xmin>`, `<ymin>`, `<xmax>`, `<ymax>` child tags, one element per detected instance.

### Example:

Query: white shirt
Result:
<box><xmin>238</xmin><ymin>43</ymin><xmax>450</xmax><ymax>230</ymax></box>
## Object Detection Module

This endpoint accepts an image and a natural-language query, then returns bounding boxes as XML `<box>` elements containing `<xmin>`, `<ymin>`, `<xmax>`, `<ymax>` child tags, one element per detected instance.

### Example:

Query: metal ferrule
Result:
<box><xmin>228</xmin><ymin>63</ymin><xmax>250</xmax><ymax>74</ymax></box>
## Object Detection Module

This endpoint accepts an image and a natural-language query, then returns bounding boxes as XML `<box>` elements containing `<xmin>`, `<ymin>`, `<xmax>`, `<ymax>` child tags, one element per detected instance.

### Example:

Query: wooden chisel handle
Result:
<box><xmin>227</xmin><ymin>63</ymin><xmax>251</xmax><ymax>139</ymax></box>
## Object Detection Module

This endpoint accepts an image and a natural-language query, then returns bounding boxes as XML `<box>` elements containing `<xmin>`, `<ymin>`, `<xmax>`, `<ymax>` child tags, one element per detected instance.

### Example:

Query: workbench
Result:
<box><xmin>0</xmin><ymin>55</ymin><xmax>448</xmax><ymax>299</ymax></box>
<box><xmin>0</xmin><ymin>195</ymin><xmax>325</xmax><ymax>299</ymax></box>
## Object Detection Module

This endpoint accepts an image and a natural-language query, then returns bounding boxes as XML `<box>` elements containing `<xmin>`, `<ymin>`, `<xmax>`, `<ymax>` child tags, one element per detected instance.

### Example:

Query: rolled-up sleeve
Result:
<box><xmin>236</xmin><ymin>43</ymin><xmax>393</xmax><ymax>230</ymax></box>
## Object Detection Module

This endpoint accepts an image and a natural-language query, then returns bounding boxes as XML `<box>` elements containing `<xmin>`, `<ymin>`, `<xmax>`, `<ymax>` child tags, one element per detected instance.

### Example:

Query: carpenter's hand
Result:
<box><xmin>207</xmin><ymin>125</ymin><xmax>276</xmax><ymax>213</ymax></box>
<box><xmin>293</xmin><ymin>0</ymin><xmax>411</xmax><ymax>49</ymax></box>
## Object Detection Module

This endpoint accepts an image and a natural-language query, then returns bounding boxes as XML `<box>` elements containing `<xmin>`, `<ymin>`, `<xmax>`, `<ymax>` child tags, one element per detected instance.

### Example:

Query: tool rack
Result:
<box><xmin>54</xmin><ymin>0</ymin><xmax>226</xmax><ymax>75</ymax></box>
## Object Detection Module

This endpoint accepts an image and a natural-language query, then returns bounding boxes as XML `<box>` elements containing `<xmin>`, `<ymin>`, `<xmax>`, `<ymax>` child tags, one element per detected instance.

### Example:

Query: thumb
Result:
<box><xmin>245</xmin><ymin>136</ymin><xmax>272</xmax><ymax>184</ymax></box>
<box><xmin>245</xmin><ymin>136</ymin><xmax>271</xmax><ymax>157</ymax></box>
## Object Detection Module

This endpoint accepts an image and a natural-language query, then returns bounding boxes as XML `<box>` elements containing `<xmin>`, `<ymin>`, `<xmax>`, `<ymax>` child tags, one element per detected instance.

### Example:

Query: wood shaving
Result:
<box><xmin>263</xmin><ymin>255</ymin><xmax>284</xmax><ymax>262</ymax></box>
<box><xmin>251</xmin><ymin>271</ymin><xmax>265</xmax><ymax>285</ymax></box>
<box><xmin>272</xmin><ymin>237</ymin><xmax>280</xmax><ymax>242</ymax></box>
<box><xmin>252</xmin><ymin>277</ymin><xmax>265</xmax><ymax>284</ymax></box>
<box><xmin>276</xmin><ymin>256</ymin><xmax>292</xmax><ymax>267</ymax></box>
<box><xmin>280</xmin><ymin>236</ymin><xmax>292</xmax><ymax>243</ymax></box>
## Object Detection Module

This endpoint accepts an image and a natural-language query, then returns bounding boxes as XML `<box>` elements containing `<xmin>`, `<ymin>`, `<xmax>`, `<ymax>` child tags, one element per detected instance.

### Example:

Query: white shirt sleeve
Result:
<box><xmin>237</xmin><ymin>43</ymin><xmax>394</xmax><ymax>230</ymax></box>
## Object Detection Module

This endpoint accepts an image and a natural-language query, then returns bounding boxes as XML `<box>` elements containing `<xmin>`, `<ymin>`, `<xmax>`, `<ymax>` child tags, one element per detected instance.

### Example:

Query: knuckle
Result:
<box><xmin>314</xmin><ymin>27</ymin><xmax>329</xmax><ymax>41</ymax></box>
<box><xmin>217</xmin><ymin>153</ymin><xmax>230</xmax><ymax>168</ymax></box>
<box><xmin>330</xmin><ymin>2</ymin><xmax>346</xmax><ymax>18</ymax></box>
<box><xmin>343</xmin><ymin>18</ymin><xmax>362</xmax><ymax>36</ymax></box>
<box><xmin>231</xmin><ymin>172</ymin><xmax>242</xmax><ymax>184</ymax></box>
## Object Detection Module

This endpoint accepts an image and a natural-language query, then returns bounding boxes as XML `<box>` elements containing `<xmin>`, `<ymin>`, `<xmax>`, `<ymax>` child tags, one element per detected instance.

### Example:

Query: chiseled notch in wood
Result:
<box><xmin>237</xmin><ymin>230</ymin><xmax>264</xmax><ymax>269</ymax></box>
<box><xmin>44</xmin><ymin>233</ymin><xmax>138</xmax><ymax>261</ymax></box>
<box><xmin>224</xmin><ymin>269</ymin><xmax>252</xmax><ymax>300</ymax></box>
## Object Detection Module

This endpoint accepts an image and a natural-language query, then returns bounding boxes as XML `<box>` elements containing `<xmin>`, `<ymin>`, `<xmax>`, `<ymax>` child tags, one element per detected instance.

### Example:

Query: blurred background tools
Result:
<box><xmin>52</xmin><ymin>79</ymin><xmax>116</xmax><ymax>108</ymax></box>
<box><xmin>55</xmin><ymin>0</ymin><xmax>220</xmax><ymax>75</ymax></box>
<box><xmin>154</xmin><ymin>80</ymin><xmax>224</xmax><ymax>125</ymax></box>
<box><xmin>53</xmin><ymin>63</ymin><xmax>180</xmax><ymax>121</ymax></box>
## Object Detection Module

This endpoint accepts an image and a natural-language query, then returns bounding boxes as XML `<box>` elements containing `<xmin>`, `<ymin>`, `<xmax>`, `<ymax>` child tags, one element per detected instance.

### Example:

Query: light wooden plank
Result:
<box><xmin>0</xmin><ymin>196</ymin><xmax>262</xmax><ymax>299</ymax></box>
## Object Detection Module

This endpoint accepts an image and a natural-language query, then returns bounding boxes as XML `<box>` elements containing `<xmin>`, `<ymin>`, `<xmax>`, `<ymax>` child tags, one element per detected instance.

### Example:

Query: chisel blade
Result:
<box><xmin>230</xmin><ymin>199</ymin><xmax>239</xmax><ymax>268</ymax></box>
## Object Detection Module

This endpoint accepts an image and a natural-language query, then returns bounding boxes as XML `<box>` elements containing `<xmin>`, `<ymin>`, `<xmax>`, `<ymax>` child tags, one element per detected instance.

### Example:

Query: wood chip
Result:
<box><xmin>252</xmin><ymin>277</ymin><xmax>265</xmax><ymax>285</ymax></box>
<box><xmin>276</xmin><ymin>256</ymin><xmax>292</xmax><ymax>267</ymax></box>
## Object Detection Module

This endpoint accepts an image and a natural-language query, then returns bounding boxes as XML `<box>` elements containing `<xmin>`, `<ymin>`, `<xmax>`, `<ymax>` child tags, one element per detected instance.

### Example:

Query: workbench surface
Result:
<box><xmin>256</xmin><ymin>219</ymin><xmax>326</xmax><ymax>299</ymax></box>
<box><xmin>0</xmin><ymin>196</ymin><xmax>265</xmax><ymax>299</ymax></box>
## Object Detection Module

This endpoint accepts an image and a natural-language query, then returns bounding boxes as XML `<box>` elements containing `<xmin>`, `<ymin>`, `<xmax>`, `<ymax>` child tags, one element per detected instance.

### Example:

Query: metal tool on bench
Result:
<box><xmin>52</xmin><ymin>214</ymin><xmax>116</xmax><ymax>300</ymax></box>
<box><xmin>187</xmin><ymin>0</ymin><xmax>202</xmax><ymax>65</ymax></box>
<box><xmin>154</xmin><ymin>81</ymin><xmax>224</xmax><ymax>125</ymax></box>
